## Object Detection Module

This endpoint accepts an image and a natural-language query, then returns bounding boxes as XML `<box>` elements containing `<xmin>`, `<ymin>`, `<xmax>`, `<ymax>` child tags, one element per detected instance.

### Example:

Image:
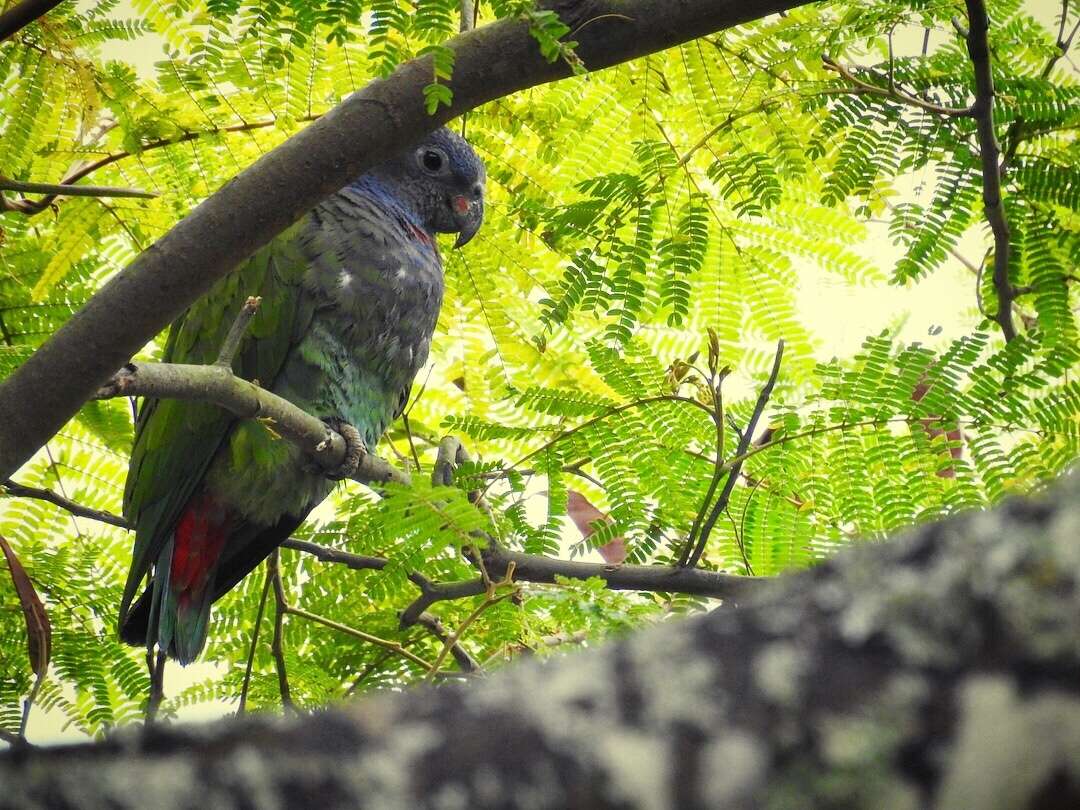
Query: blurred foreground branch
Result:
<box><xmin>3</xmin><ymin>471</ymin><xmax>1079</xmax><ymax>808</ymax></box>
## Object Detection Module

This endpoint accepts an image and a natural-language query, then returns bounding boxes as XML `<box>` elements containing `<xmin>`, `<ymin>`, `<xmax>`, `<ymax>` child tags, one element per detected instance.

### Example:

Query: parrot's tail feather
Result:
<box><xmin>162</xmin><ymin>492</ymin><xmax>232</xmax><ymax>665</ymax></box>
<box><xmin>171</xmin><ymin>590</ymin><xmax>216</xmax><ymax>666</ymax></box>
<box><xmin>120</xmin><ymin>493</ymin><xmax>233</xmax><ymax>665</ymax></box>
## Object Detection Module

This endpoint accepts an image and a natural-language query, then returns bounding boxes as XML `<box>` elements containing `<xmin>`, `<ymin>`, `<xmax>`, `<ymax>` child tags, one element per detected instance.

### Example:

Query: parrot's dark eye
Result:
<box><xmin>419</xmin><ymin>148</ymin><xmax>446</xmax><ymax>173</ymax></box>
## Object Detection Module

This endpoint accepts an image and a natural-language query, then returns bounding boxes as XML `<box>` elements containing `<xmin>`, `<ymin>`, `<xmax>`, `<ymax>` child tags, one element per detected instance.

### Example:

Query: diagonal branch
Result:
<box><xmin>214</xmin><ymin>297</ymin><xmax>261</xmax><ymax>367</ymax></box>
<box><xmin>424</xmin><ymin>565</ymin><xmax>517</xmax><ymax>682</ymax></box>
<box><xmin>237</xmin><ymin>566</ymin><xmax>273</xmax><ymax>715</ymax></box>
<box><xmin>283</xmin><ymin>603</ymin><xmax>436</xmax><ymax>673</ymax></box>
<box><xmin>413</xmin><ymin>612</ymin><xmax>481</xmax><ymax>674</ymax></box>
<box><xmin>0</xmin><ymin>0</ymin><xmax>64</xmax><ymax>42</ymax></box>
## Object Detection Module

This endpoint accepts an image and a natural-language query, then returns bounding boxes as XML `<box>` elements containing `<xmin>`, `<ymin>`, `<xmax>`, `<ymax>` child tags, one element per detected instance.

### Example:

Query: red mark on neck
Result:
<box><xmin>407</xmin><ymin>222</ymin><xmax>432</xmax><ymax>245</ymax></box>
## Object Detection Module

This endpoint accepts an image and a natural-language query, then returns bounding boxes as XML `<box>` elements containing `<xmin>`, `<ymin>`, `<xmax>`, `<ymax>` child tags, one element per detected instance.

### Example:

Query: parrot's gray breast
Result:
<box><xmin>210</xmin><ymin>180</ymin><xmax>445</xmax><ymax>524</ymax></box>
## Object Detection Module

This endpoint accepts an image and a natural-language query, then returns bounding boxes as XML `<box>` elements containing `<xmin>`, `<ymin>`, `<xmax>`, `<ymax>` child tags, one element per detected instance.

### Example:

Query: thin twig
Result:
<box><xmin>1013</xmin><ymin>274</ymin><xmax>1080</xmax><ymax>296</ymax></box>
<box><xmin>735</xmin><ymin>477</ymin><xmax>764</xmax><ymax>576</ymax></box>
<box><xmin>8</xmin><ymin>114</ymin><xmax>321</xmax><ymax>217</ymax></box>
<box><xmin>685</xmin><ymin>373</ymin><xmax>728</xmax><ymax>561</ymax></box>
<box><xmin>999</xmin><ymin>1</ymin><xmax>1077</xmax><ymax>169</ymax></box>
<box><xmin>215</xmin><ymin>297</ymin><xmax>261</xmax><ymax>367</ymax></box>
<box><xmin>0</xmin><ymin>176</ymin><xmax>157</xmax><ymax>215</ymax></box>
<box><xmin>414</xmin><ymin>612</ymin><xmax>481</xmax><ymax>674</ymax></box>
<box><xmin>343</xmin><ymin>649</ymin><xmax>395</xmax><ymax>697</ymax></box>
<box><xmin>284</xmin><ymin>604</ymin><xmax>435</xmax><ymax>673</ymax></box>
<box><xmin>681</xmin><ymin>340</ymin><xmax>784</xmax><ymax>569</ymax></box>
<box><xmin>237</xmin><ymin>566</ymin><xmax>273</xmax><ymax>715</ymax></box>
<box><xmin>425</xmin><ymin>563</ymin><xmax>517</xmax><ymax>682</ymax></box>
<box><xmin>484</xmin><ymin>394</ymin><xmax>714</xmax><ymax>502</ymax></box>
<box><xmin>145</xmin><ymin>649</ymin><xmax>166</xmax><ymax>724</ymax></box>
<box><xmin>820</xmin><ymin>55</ymin><xmax>971</xmax><ymax>117</ymax></box>
<box><xmin>401</xmin><ymin>413</ymin><xmax>423</xmax><ymax>472</ymax></box>
<box><xmin>2</xmin><ymin>479</ymin><xmax>129</xmax><ymax>528</ymax></box>
<box><xmin>268</xmin><ymin>551</ymin><xmax>296</xmax><ymax>714</ymax></box>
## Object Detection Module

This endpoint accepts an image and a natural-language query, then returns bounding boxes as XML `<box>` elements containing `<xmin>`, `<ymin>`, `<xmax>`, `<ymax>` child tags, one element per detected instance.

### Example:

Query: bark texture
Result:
<box><xmin>4</xmin><ymin>472</ymin><xmax>1080</xmax><ymax>809</ymax></box>
<box><xmin>0</xmin><ymin>0</ymin><xmax>812</xmax><ymax>481</ymax></box>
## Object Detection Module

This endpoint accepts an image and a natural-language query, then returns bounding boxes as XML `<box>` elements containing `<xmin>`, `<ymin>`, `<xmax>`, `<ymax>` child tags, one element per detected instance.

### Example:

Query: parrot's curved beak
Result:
<box><xmin>451</xmin><ymin>193</ymin><xmax>484</xmax><ymax>249</ymax></box>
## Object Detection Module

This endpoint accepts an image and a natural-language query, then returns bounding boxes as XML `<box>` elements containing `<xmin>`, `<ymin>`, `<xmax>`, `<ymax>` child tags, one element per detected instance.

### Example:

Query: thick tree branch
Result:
<box><xmin>0</xmin><ymin>0</ymin><xmax>63</xmax><ymax>41</ymax></box>
<box><xmin>5</xmin><ymin>471</ymin><xmax>1079</xmax><ymax>807</ymax></box>
<box><xmin>0</xmin><ymin>0</ymin><xmax>813</xmax><ymax>481</ymax></box>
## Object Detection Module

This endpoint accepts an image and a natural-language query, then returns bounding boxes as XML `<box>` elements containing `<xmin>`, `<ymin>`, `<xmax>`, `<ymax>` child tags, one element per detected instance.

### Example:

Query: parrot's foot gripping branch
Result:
<box><xmin>319</xmin><ymin>417</ymin><xmax>366</xmax><ymax>480</ymax></box>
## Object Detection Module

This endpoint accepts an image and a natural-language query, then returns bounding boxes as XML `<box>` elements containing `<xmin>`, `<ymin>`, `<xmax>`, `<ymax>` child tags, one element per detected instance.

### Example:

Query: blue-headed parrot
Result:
<box><xmin>118</xmin><ymin>128</ymin><xmax>485</xmax><ymax>664</ymax></box>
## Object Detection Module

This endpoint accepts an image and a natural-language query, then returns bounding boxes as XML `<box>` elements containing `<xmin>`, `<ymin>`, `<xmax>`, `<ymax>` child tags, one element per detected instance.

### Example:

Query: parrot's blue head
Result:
<box><xmin>374</xmin><ymin>127</ymin><xmax>485</xmax><ymax>248</ymax></box>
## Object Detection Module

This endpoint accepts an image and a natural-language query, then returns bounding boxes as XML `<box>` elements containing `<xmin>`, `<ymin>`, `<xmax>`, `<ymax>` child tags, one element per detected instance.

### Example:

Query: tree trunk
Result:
<box><xmin>4</xmin><ymin>472</ymin><xmax>1079</xmax><ymax>809</ymax></box>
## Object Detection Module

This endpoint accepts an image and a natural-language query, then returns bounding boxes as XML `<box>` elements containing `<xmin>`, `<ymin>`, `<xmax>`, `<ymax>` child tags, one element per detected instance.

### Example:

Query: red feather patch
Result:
<box><xmin>171</xmin><ymin>492</ymin><xmax>231</xmax><ymax>606</ymax></box>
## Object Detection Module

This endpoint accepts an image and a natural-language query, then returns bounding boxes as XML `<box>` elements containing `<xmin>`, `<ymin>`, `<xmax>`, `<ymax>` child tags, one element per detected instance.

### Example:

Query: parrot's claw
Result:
<box><xmin>321</xmin><ymin>417</ymin><xmax>366</xmax><ymax>480</ymax></box>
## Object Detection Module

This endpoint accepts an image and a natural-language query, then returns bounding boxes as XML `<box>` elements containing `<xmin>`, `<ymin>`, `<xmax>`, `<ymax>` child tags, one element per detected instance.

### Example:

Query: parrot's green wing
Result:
<box><xmin>119</xmin><ymin>224</ymin><xmax>315</xmax><ymax>626</ymax></box>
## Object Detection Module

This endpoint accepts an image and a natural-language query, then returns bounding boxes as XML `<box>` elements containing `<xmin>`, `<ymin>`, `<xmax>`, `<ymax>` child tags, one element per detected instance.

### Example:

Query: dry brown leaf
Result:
<box><xmin>0</xmin><ymin>534</ymin><xmax>51</xmax><ymax>677</ymax></box>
